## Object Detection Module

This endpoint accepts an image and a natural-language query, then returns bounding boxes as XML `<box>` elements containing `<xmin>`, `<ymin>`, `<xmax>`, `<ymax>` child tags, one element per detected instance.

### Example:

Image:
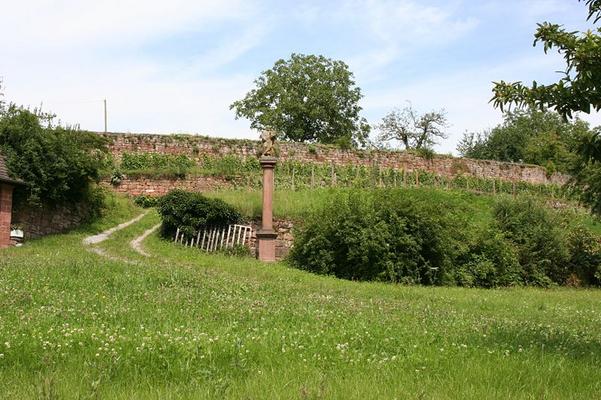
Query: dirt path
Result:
<box><xmin>82</xmin><ymin>211</ymin><xmax>150</xmax><ymax>263</ymax></box>
<box><xmin>130</xmin><ymin>223</ymin><xmax>161</xmax><ymax>257</ymax></box>
<box><xmin>83</xmin><ymin>211</ymin><xmax>149</xmax><ymax>245</ymax></box>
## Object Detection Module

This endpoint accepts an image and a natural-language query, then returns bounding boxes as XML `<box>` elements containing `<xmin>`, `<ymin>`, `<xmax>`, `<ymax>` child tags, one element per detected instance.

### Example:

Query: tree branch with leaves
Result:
<box><xmin>491</xmin><ymin>0</ymin><xmax>601</xmax><ymax>119</ymax></box>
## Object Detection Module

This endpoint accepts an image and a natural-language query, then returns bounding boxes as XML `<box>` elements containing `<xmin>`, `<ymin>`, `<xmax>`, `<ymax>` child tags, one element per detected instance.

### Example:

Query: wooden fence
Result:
<box><xmin>174</xmin><ymin>224</ymin><xmax>253</xmax><ymax>252</ymax></box>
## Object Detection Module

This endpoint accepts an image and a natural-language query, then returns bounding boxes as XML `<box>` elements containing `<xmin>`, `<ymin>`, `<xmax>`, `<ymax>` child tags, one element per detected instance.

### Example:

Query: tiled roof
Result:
<box><xmin>0</xmin><ymin>153</ymin><xmax>24</xmax><ymax>185</ymax></box>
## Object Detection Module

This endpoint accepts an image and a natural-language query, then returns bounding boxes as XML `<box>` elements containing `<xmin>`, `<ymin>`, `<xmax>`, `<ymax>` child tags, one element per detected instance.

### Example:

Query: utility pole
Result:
<box><xmin>103</xmin><ymin>99</ymin><xmax>107</xmax><ymax>133</ymax></box>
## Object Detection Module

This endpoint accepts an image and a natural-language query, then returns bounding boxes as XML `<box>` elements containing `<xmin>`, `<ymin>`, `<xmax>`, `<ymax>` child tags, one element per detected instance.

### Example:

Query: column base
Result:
<box><xmin>256</xmin><ymin>229</ymin><xmax>278</xmax><ymax>262</ymax></box>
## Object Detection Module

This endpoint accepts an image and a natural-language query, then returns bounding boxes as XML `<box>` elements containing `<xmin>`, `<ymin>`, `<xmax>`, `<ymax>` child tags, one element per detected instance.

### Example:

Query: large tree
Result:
<box><xmin>491</xmin><ymin>0</ymin><xmax>601</xmax><ymax>120</ymax></box>
<box><xmin>231</xmin><ymin>53</ymin><xmax>370</xmax><ymax>147</ymax></box>
<box><xmin>376</xmin><ymin>105</ymin><xmax>448</xmax><ymax>150</ymax></box>
<box><xmin>491</xmin><ymin>0</ymin><xmax>601</xmax><ymax>214</ymax></box>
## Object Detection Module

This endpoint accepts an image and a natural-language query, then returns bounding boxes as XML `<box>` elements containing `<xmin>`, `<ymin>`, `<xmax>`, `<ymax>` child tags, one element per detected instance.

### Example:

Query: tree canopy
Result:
<box><xmin>0</xmin><ymin>85</ymin><xmax>108</xmax><ymax>208</ymax></box>
<box><xmin>376</xmin><ymin>105</ymin><xmax>448</xmax><ymax>150</ymax></box>
<box><xmin>457</xmin><ymin>109</ymin><xmax>589</xmax><ymax>173</ymax></box>
<box><xmin>230</xmin><ymin>53</ymin><xmax>370</xmax><ymax>148</ymax></box>
<box><xmin>491</xmin><ymin>0</ymin><xmax>601</xmax><ymax>120</ymax></box>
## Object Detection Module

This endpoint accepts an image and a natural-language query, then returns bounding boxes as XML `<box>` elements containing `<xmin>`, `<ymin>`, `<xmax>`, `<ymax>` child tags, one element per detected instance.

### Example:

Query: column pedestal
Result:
<box><xmin>258</xmin><ymin>156</ymin><xmax>277</xmax><ymax>262</ymax></box>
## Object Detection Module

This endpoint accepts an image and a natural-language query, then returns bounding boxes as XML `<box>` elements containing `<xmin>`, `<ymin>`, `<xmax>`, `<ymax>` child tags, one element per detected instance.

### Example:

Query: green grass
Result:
<box><xmin>1</xmin><ymin>195</ymin><xmax>601</xmax><ymax>398</ymax></box>
<box><xmin>206</xmin><ymin>187</ymin><xmax>601</xmax><ymax>235</ymax></box>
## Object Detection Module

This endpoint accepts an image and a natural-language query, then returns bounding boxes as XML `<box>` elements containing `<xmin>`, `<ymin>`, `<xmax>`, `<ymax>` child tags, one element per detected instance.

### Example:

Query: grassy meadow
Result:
<box><xmin>0</xmin><ymin>191</ymin><xmax>601</xmax><ymax>399</ymax></box>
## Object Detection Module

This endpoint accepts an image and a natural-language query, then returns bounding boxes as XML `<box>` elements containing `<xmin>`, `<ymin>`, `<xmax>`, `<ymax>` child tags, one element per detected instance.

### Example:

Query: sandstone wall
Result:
<box><xmin>12</xmin><ymin>202</ymin><xmax>96</xmax><ymax>240</ymax></box>
<box><xmin>103</xmin><ymin>176</ymin><xmax>233</xmax><ymax>197</ymax></box>
<box><xmin>249</xmin><ymin>219</ymin><xmax>294</xmax><ymax>261</ymax></box>
<box><xmin>101</xmin><ymin>132</ymin><xmax>568</xmax><ymax>186</ymax></box>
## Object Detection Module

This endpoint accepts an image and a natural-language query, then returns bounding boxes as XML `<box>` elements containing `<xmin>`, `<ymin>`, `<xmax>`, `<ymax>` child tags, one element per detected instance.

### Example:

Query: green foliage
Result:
<box><xmin>455</xmin><ymin>230</ymin><xmax>522</xmax><ymax>288</ymax></box>
<box><xmin>290</xmin><ymin>189</ymin><xmax>601</xmax><ymax>288</ymax></box>
<box><xmin>457</xmin><ymin>109</ymin><xmax>587</xmax><ymax>173</ymax></box>
<box><xmin>377</xmin><ymin>105</ymin><xmax>448</xmax><ymax>150</ymax></box>
<box><xmin>230</xmin><ymin>53</ymin><xmax>370</xmax><ymax>147</ymax></box>
<box><xmin>133</xmin><ymin>194</ymin><xmax>159</xmax><ymax>208</ymax></box>
<box><xmin>198</xmin><ymin>155</ymin><xmax>260</xmax><ymax>178</ymax></box>
<box><xmin>120</xmin><ymin>152</ymin><xmax>194</xmax><ymax>178</ymax></box>
<box><xmin>157</xmin><ymin>189</ymin><xmax>242</xmax><ymax>238</ymax></box>
<box><xmin>290</xmin><ymin>190</ymin><xmax>457</xmax><ymax>284</ymax></box>
<box><xmin>568</xmin><ymin>127</ymin><xmax>601</xmax><ymax>214</ymax></box>
<box><xmin>492</xmin><ymin>198</ymin><xmax>601</xmax><ymax>286</ymax></box>
<box><xmin>491</xmin><ymin>0</ymin><xmax>601</xmax><ymax>118</ymax></box>
<box><xmin>567</xmin><ymin>226</ymin><xmax>601</xmax><ymax>285</ymax></box>
<box><xmin>110</xmin><ymin>169</ymin><xmax>124</xmax><ymax>185</ymax></box>
<box><xmin>0</xmin><ymin>105</ymin><xmax>108</xmax><ymax>207</ymax></box>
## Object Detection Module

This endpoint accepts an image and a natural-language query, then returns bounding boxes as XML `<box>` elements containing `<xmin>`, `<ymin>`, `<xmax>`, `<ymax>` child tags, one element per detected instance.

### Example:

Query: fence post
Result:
<box><xmin>292</xmin><ymin>167</ymin><xmax>296</xmax><ymax>191</ymax></box>
<box><xmin>416</xmin><ymin>170</ymin><xmax>420</xmax><ymax>187</ymax></box>
<box><xmin>331</xmin><ymin>162</ymin><xmax>337</xmax><ymax>187</ymax></box>
<box><xmin>493</xmin><ymin>179</ymin><xmax>496</xmax><ymax>195</ymax></box>
<box><xmin>311</xmin><ymin>165</ymin><xmax>315</xmax><ymax>188</ymax></box>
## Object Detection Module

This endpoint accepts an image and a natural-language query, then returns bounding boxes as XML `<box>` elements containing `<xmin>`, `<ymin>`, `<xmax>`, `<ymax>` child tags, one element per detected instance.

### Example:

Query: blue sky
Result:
<box><xmin>1</xmin><ymin>0</ymin><xmax>599</xmax><ymax>153</ymax></box>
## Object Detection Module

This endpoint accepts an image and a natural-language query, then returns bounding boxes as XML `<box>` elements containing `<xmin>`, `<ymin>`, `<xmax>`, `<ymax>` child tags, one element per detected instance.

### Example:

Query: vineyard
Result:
<box><xmin>111</xmin><ymin>152</ymin><xmax>573</xmax><ymax>200</ymax></box>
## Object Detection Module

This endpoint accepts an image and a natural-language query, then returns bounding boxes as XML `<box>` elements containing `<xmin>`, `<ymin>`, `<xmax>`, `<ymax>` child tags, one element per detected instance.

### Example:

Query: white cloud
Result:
<box><xmin>0</xmin><ymin>0</ymin><xmax>267</xmax><ymax>139</ymax></box>
<box><xmin>0</xmin><ymin>0</ymin><xmax>252</xmax><ymax>52</ymax></box>
<box><xmin>339</xmin><ymin>0</ymin><xmax>479</xmax><ymax>79</ymax></box>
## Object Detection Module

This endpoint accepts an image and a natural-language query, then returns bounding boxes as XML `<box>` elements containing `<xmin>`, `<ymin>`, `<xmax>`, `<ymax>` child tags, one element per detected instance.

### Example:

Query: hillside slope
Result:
<box><xmin>0</xmin><ymin>194</ymin><xmax>600</xmax><ymax>398</ymax></box>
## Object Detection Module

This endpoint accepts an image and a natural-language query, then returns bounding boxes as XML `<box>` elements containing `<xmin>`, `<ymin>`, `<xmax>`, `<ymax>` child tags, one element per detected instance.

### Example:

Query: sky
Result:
<box><xmin>1</xmin><ymin>0</ymin><xmax>600</xmax><ymax>154</ymax></box>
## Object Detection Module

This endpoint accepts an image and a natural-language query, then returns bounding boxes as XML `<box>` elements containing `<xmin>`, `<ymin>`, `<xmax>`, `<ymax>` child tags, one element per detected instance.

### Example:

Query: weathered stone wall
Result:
<box><xmin>100</xmin><ymin>132</ymin><xmax>568</xmax><ymax>186</ymax></box>
<box><xmin>249</xmin><ymin>219</ymin><xmax>294</xmax><ymax>261</ymax></box>
<box><xmin>12</xmin><ymin>202</ymin><xmax>95</xmax><ymax>240</ymax></box>
<box><xmin>102</xmin><ymin>176</ymin><xmax>233</xmax><ymax>197</ymax></box>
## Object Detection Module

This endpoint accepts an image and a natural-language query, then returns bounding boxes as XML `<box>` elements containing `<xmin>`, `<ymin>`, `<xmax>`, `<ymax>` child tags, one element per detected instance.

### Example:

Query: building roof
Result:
<box><xmin>0</xmin><ymin>154</ymin><xmax>24</xmax><ymax>186</ymax></box>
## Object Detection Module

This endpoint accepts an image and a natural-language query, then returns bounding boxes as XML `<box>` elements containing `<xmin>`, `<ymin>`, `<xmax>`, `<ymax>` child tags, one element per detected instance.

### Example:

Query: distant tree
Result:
<box><xmin>0</xmin><ymin>79</ymin><xmax>5</xmax><ymax>114</ymax></box>
<box><xmin>376</xmin><ymin>105</ymin><xmax>448</xmax><ymax>150</ymax></box>
<box><xmin>457</xmin><ymin>109</ymin><xmax>589</xmax><ymax>173</ymax></box>
<box><xmin>230</xmin><ymin>53</ymin><xmax>370</xmax><ymax>148</ymax></box>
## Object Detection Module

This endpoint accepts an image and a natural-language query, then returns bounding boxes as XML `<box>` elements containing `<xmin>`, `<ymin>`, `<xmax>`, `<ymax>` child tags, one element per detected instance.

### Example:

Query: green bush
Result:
<box><xmin>493</xmin><ymin>198</ymin><xmax>570</xmax><ymax>285</ymax></box>
<box><xmin>289</xmin><ymin>190</ymin><xmax>454</xmax><ymax>284</ymax></box>
<box><xmin>455</xmin><ymin>229</ymin><xmax>521</xmax><ymax>288</ymax></box>
<box><xmin>0</xmin><ymin>106</ymin><xmax>108</xmax><ymax>208</ymax></box>
<box><xmin>567</xmin><ymin>227</ymin><xmax>601</xmax><ymax>285</ymax></box>
<box><xmin>133</xmin><ymin>195</ymin><xmax>159</xmax><ymax>208</ymax></box>
<box><xmin>157</xmin><ymin>189</ymin><xmax>242</xmax><ymax>238</ymax></box>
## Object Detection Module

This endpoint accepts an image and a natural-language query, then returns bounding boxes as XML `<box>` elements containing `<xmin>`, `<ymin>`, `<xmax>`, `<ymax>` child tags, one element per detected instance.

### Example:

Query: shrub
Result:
<box><xmin>157</xmin><ymin>189</ymin><xmax>242</xmax><ymax>238</ymax></box>
<box><xmin>0</xmin><ymin>106</ymin><xmax>108</xmax><ymax>208</ymax></box>
<box><xmin>133</xmin><ymin>195</ymin><xmax>159</xmax><ymax>208</ymax></box>
<box><xmin>493</xmin><ymin>198</ymin><xmax>571</xmax><ymax>286</ymax></box>
<box><xmin>567</xmin><ymin>227</ymin><xmax>601</xmax><ymax>285</ymax></box>
<box><xmin>289</xmin><ymin>190</ymin><xmax>454</xmax><ymax>284</ymax></box>
<box><xmin>455</xmin><ymin>229</ymin><xmax>521</xmax><ymax>288</ymax></box>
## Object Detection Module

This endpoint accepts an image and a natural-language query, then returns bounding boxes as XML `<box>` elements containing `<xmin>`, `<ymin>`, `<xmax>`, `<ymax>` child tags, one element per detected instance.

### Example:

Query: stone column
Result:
<box><xmin>0</xmin><ymin>183</ymin><xmax>14</xmax><ymax>248</ymax></box>
<box><xmin>257</xmin><ymin>156</ymin><xmax>277</xmax><ymax>262</ymax></box>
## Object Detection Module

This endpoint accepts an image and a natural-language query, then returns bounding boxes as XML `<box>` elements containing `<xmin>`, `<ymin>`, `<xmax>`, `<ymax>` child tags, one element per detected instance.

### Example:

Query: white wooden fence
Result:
<box><xmin>174</xmin><ymin>224</ymin><xmax>253</xmax><ymax>252</ymax></box>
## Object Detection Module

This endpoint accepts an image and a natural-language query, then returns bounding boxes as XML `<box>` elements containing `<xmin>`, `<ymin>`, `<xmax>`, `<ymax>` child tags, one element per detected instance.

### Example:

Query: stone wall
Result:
<box><xmin>0</xmin><ymin>184</ymin><xmax>14</xmax><ymax>248</ymax></box>
<box><xmin>249</xmin><ymin>219</ymin><xmax>294</xmax><ymax>261</ymax></box>
<box><xmin>103</xmin><ymin>176</ymin><xmax>233</xmax><ymax>197</ymax></box>
<box><xmin>100</xmin><ymin>132</ymin><xmax>568</xmax><ymax>186</ymax></box>
<box><xmin>12</xmin><ymin>202</ymin><xmax>95</xmax><ymax>240</ymax></box>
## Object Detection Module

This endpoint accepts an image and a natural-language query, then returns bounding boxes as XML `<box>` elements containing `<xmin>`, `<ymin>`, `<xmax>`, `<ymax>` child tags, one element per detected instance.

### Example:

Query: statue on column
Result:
<box><xmin>260</xmin><ymin>130</ymin><xmax>277</xmax><ymax>157</ymax></box>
